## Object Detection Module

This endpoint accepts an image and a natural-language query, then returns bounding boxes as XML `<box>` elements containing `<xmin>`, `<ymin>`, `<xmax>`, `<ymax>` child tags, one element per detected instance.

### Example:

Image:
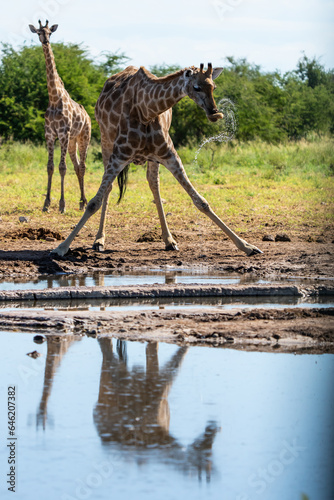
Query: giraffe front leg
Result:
<box><xmin>163</xmin><ymin>153</ymin><xmax>263</xmax><ymax>256</ymax></box>
<box><xmin>43</xmin><ymin>135</ymin><xmax>55</xmax><ymax>212</ymax></box>
<box><xmin>58</xmin><ymin>134</ymin><xmax>69</xmax><ymax>213</ymax></box>
<box><xmin>146</xmin><ymin>161</ymin><xmax>178</xmax><ymax>251</ymax></box>
<box><xmin>92</xmin><ymin>185</ymin><xmax>112</xmax><ymax>252</ymax></box>
<box><xmin>51</xmin><ymin>195</ymin><xmax>102</xmax><ymax>256</ymax></box>
<box><xmin>51</xmin><ymin>156</ymin><xmax>126</xmax><ymax>256</ymax></box>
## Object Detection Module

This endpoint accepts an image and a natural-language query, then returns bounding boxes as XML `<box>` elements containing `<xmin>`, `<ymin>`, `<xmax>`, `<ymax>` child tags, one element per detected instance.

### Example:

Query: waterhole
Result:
<box><xmin>0</xmin><ymin>332</ymin><xmax>333</xmax><ymax>500</ymax></box>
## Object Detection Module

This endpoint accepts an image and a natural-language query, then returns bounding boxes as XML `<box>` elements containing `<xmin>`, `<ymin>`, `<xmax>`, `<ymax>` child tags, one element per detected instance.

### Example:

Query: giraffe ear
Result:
<box><xmin>184</xmin><ymin>69</ymin><xmax>194</xmax><ymax>78</ymax></box>
<box><xmin>50</xmin><ymin>24</ymin><xmax>58</xmax><ymax>33</ymax></box>
<box><xmin>29</xmin><ymin>24</ymin><xmax>37</xmax><ymax>33</ymax></box>
<box><xmin>212</xmin><ymin>67</ymin><xmax>224</xmax><ymax>80</ymax></box>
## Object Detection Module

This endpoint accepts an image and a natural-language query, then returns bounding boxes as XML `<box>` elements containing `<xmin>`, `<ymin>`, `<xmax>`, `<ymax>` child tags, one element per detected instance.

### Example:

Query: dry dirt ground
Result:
<box><xmin>0</xmin><ymin>221</ymin><xmax>333</xmax><ymax>353</ymax></box>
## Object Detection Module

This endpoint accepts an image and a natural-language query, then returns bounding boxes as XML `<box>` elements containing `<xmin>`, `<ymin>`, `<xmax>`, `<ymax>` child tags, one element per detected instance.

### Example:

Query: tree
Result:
<box><xmin>0</xmin><ymin>43</ymin><xmax>128</xmax><ymax>142</ymax></box>
<box><xmin>0</xmin><ymin>47</ymin><xmax>333</xmax><ymax>145</ymax></box>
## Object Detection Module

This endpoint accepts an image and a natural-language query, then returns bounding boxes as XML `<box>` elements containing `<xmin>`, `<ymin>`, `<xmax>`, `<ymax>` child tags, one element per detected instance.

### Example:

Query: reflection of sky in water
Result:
<box><xmin>1</xmin><ymin>269</ymin><xmax>333</xmax><ymax>292</ymax></box>
<box><xmin>0</xmin><ymin>295</ymin><xmax>333</xmax><ymax>312</ymax></box>
<box><xmin>0</xmin><ymin>271</ymin><xmax>254</xmax><ymax>291</ymax></box>
<box><xmin>0</xmin><ymin>332</ymin><xmax>333</xmax><ymax>500</ymax></box>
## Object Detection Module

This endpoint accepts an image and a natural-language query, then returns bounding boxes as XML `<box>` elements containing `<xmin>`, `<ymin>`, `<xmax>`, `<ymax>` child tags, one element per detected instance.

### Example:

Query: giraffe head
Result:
<box><xmin>185</xmin><ymin>63</ymin><xmax>224</xmax><ymax>122</ymax></box>
<box><xmin>29</xmin><ymin>20</ymin><xmax>58</xmax><ymax>45</ymax></box>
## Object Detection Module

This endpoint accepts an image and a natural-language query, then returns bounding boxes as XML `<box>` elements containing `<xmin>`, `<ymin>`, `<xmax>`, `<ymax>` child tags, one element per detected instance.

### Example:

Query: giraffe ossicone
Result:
<box><xmin>52</xmin><ymin>63</ymin><xmax>262</xmax><ymax>257</ymax></box>
<box><xmin>29</xmin><ymin>20</ymin><xmax>91</xmax><ymax>213</ymax></box>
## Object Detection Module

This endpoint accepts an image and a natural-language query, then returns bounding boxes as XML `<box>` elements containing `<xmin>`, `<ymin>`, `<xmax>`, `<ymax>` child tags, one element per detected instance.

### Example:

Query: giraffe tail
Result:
<box><xmin>117</xmin><ymin>164</ymin><xmax>130</xmax><ymax>204</ymax></box>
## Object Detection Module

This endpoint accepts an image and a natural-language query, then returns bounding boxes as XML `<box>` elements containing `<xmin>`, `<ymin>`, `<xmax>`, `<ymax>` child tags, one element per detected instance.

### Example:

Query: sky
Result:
<box><xmin>1</xmin><ymin>0</ymin><xmax>333</xmax><ymax>73</ymax></box>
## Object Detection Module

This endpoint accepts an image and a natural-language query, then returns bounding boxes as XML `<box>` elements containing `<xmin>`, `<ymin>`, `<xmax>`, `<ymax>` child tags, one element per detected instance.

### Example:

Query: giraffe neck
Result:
<box><xmin>138</xmin><ymin>68</ymin><xmax>187</xmax><ymax>123</ymax></box>
<box><xmin>42</xmin><ymin>43</ymin><xmax>64</xmax><ymax>105</ymax></box>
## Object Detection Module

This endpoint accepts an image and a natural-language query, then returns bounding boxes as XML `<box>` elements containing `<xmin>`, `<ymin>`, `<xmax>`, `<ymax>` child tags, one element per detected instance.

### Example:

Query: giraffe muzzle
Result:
<box><xmin>207</xmin><ymin>112</ymin><xmax>224</xmax><ymax>123</ymax></box>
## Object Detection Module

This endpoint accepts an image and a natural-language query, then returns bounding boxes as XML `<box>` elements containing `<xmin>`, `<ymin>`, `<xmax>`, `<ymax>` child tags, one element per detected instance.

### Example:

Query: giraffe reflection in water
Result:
<box><xmin>94</xmin><ymin>339</ymin><xmax>220</xmax><ymax>481</ymax></box>
<box><xmin>36</xmin><ymin>335</ymin><xmax>79</xmax><ymax>429</ymax></box>
<box><xmin>36</xmin><ymin>337</ymin><xmax>219</xmax><ymax>480</ymax></box>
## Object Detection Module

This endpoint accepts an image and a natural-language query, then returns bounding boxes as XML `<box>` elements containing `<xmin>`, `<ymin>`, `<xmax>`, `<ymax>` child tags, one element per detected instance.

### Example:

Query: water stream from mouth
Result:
<box><xmin>194</xmin><ymin>98</ymin><xmax>237</xmax><ymax>163</ymax></box>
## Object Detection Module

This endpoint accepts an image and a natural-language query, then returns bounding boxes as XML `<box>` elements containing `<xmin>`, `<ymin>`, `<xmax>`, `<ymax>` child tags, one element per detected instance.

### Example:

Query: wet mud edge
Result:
<box><xmin>0</xmin><ymin>284</ymin><xmax>333</xmax><ymax>354</ymax></box>
<box><xmin>1</xmin><ymin>282</ymin><xmax>334</xmax><ymax>302</ymax></box>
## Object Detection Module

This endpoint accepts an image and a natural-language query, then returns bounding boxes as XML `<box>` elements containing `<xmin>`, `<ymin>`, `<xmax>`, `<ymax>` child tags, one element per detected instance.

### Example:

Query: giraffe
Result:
<box><xmin>52</xmin><ymin>63</ymin><xmax>262</xmax><ymax>257</ymax></box>
<box><xmin>94</xmin><ymin>339</ymin><xmax>219</xmax><ymax>479</ymax></box>
<box><xmin>29</xmin><ymin>20</ymin><xmax>91</xmax><ymax>213</ymax></box>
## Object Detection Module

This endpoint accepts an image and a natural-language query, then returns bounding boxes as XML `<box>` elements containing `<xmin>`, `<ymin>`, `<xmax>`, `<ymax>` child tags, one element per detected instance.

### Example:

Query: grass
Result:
<box><xmin>0</xmin><ymin>136</ymin><xmax>333</xmax><ymax>242</ymax></box>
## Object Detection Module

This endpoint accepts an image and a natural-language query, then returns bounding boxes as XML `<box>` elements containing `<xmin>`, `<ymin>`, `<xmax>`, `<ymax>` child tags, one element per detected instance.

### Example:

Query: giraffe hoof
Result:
<box><xmin>42</xmin><ymin>201</ymin><xmax>50</xmax><ymax>212</ymax></box>
<box><xmin>165</xmin><ymin>243</ymin><xmax>179</xmax><ymax>251</ymax></box>
<box><xmin>92</xmin><ymin>243</ymin><xmax>105</xmax><ymax>252</ymax></box>
<box><xmin>248</xmin><ymin>247</ymin><xmax>263</xmax><ymax>256</ymax></box>
<box><xmin>50</xmin><ymin>245</ymin><xmax>68</xmax><ymax>257</ymax></box>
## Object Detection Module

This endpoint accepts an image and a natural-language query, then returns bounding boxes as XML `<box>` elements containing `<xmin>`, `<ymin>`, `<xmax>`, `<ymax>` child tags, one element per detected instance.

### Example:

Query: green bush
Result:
<box><xmin>0</xmin><ymin>42</ymin><xmax>128</xmax><ymax>142</ymax></box>
<box><xmin>0</xmin><ymin>44</ymin><xmax>333</xmax><ymax>147</ymax></box>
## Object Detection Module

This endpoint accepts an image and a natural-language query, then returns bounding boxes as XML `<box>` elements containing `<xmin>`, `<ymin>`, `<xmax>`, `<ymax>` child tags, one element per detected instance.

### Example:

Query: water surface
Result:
<box><xmin>1</xmin><ymin>268</ymin><xmax>332</xmax><ymax>291</ymax></box>
<box><xmin>0</xmin><ymin>331</ymin><xmax>333</xmax><ymax>500</ymax></box>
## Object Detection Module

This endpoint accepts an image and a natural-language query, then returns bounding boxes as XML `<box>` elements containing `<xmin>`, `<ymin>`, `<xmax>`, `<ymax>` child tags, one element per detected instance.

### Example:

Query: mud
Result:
<box><xmin>0</xmin><ymin>282</ymin><xmax>333</xmax><ymax>302</ymax></box>
<box><xmin>0</xmin><ymin>307</ymin><xmax>333</xmax><ymax>354</ymax></box>
<box><xmin>4</xmin><ymin>227</ymin><xmax>63</xmax><ymax>242</ymax></box>
<box><xmin>0</xmin><ymin>223</ymin><xmax>333</xmax><ymax>351</ymax></box>
<box><xmin>0</xmin><ymin>233</ymin><xmax>333</xmax><ymax>281</ymax></box>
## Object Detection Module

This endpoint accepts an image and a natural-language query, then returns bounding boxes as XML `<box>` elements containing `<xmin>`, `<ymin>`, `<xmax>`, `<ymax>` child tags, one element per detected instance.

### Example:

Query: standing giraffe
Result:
<box><xmin>29</xmin><ymin>20</ymin><xmax>91</xmax><ymax>213</ymax></box>
<box><xmin>52</xmin><ymin>63</ymin><xmax>262</xmax><ymax>256</ymax></box>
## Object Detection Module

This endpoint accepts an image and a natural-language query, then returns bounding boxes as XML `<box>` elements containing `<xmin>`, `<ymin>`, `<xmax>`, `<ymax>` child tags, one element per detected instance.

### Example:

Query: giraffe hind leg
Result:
<box><xmin>163</xmin><ymin>152</ymin><xmax>262</xmax><ymax>256</ymax></box>
<box><xmin>58</xmin><ymin>133</ymin><xmax>70</xmax><ymax>213</ymax></box>
<box><xmin>92</xmin><ymin>135</ymin><xmax>114</xmax><ymax>252</ymax></box>
<box><xmin>146</xmin><ymin>161</ymin><xmax>178</xmax><ymax>251</ymax></box>
<box><xmin>69</xmin><ymin>134</ymin><xmax>88</xmax><ymax>210</ymax></box>
<box><xmin>43</xmin><ymin>135</ymin><xmax>56</xmax><ymax>212</ymax></box>
<box><xmin>77</xmin><ymin>123</ymin><xmax>91</xmax><ymax>210</ymax></box>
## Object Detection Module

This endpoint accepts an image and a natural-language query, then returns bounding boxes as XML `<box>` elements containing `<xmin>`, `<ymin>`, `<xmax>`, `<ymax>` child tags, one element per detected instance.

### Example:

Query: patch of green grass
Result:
<box><xmin>0</xmin><ymin>136</ymin><xmax>333</xmax><ymax>237</ymax></box>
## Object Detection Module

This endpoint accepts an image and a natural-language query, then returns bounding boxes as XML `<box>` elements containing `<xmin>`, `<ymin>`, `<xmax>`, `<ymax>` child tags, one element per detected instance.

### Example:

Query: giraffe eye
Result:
<box><xmin>193</xmin><ymin>85</ymin><xmax>201</xmax><ymax>92</ymax></box>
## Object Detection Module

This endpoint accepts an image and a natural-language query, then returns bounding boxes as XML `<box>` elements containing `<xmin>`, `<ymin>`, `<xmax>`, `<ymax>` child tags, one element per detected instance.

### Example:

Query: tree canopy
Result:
<box><xmin>0</xmin><ymin>43</ymin><xmax>333</xmax><ymax>146</ymax></box>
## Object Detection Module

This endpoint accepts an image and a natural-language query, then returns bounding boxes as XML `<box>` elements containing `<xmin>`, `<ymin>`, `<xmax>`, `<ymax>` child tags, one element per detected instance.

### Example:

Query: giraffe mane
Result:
<box><xmin>139</xmin><ymin>66</ymin><xmax>199</xmax><ymax>83</ymax></box>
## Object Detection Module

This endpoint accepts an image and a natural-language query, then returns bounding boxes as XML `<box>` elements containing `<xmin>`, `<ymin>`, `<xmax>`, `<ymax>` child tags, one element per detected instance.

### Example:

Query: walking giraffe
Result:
<box><xmin>29</xmin><ymin>20</ymin><xmax>91</xmax><ymax>213</ymax></box>
<box><xmin>52</xmin><ymin>63</ymin><xmax>262</xmax><ymax>256</ymax></box>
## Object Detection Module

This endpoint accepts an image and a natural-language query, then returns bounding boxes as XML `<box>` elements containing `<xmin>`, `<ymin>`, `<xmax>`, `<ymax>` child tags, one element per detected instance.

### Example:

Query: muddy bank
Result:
<box><xmin>0</xmin><ymin>237</ymin><xmax>333</xmax><ymax>281</ymax></box>
<box><xmin>0</xmin><ymin>306</ymin><xmax>333</xmax><ymax>354</ymax></box>
<box><xmin>2</xmin><ymin>282</ymin><xmax>334</xmax><ymax>302</ymax></box>
<box><xmin>1</xmin><ymin>224</ymin><xmax>333</xmax><ymax>353</ymax></box>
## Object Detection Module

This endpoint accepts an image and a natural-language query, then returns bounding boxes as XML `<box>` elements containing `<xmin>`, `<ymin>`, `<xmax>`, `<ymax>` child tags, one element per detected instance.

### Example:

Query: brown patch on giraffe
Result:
<box><xmin>113</xmin><ymin>100</ymin><xmax>122</xmax><ymax>114</ymax></box>
<box><xmin>128</xmin><ymin>131</ymin><xmax>141</xmax><ymax>148</ymax></box>
<box><xmin>119</xmin><ymin>145</ymin><xmax>133</xmax><ymax>157</ymax></box>
<box><xmin>153</xmin><ymin>134</ymin><xmax>165</xmax><ymax>147</ymax></box>
<box><xmin>104</xmin><ymin>99</ymin><xmax>112</xmax><ymax>112</ymax></box>
<box><xmin>153</xmin><ymin>87</ymin><xmax>161</xmax><ymax>100</ymax></box>
<box><xmin>137</xmin><ymin>135</ymin><xmax>146</xmax><ymax>149</ymax></box>
<box><xmin>166</xmin><ymin>98</ymin><xmax>175</xmax><ymax>109</ymax></box>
